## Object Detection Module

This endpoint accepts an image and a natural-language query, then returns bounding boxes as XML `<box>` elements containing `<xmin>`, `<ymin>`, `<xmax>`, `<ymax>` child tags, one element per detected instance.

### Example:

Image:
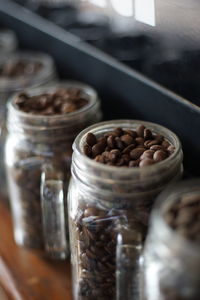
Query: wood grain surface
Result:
<box><xmin>0</xmin><ymin>201</ymin><xmax>72</xmax><ymax>300</ymax></box>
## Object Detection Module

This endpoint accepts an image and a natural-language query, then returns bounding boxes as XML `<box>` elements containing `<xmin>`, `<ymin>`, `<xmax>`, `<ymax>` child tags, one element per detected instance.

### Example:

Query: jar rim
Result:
<box><xmin>73</xmin><ymin>119</ymin><xmax>182</xmax><ymax>174</ymax></box>
<box><xmin>8</xmin><ymin>80</ymin><xmax>99</xmax><ymax>122</ymax></box>
<box><xmin>0</xmin><ymin>51</ymin><xmax>55</xmax><ymax>91</ymax></box>
<box><xmin>151</xmin><ymin>179</ymin><xmax>200</xmax><ymax>253</ymax></box>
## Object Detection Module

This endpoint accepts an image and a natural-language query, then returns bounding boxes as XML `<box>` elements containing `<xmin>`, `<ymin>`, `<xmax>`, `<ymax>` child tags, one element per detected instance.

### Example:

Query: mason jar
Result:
<box><xmin>0</xmin><ymin>51</ymin><xmax>56</xmax><ymax>198</ymax></box>
<box><xmin>68</xmin><ymin>119</ymin><xmax>183</xmax><ymax>300</ymax></box>
<box><xmin>0</xmin><ymin>29</ymin><xmax>18</xmax><ymax>54</ymax></box>
<box><xmin>5</xmin><ymin>81</ymin><xmax>102</xmax><ymax>259</ymax></box>
<box><xmin>142</xmin><ymin>179</ymin><xmax>200</xmax><ymax>300</ymax></box>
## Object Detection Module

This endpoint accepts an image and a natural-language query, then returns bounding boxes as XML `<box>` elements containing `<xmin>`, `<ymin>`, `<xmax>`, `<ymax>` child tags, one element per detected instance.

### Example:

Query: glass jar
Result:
<box><xmin>142</xmin><ymin>179</ymin><xmax>200</xmax><ymax>300</ymax></box>
<box><xmin>5</xmin><ymin>81</ymin><xmax>102</xmax><ymax>259</ymax></box>
<box><xmin>68</xmin><ymin>119</ymin><xmax>183</xmax><ymax>300</ymax></box>
<box><xmin>0</xmin><ymin>30</ymin><xmax>18</xmax><ymax>54</ymax></box>
<box><xmin>0</xmin><ymin>51</ymin><xmax>56</xmax><ymax>198</ymax></box>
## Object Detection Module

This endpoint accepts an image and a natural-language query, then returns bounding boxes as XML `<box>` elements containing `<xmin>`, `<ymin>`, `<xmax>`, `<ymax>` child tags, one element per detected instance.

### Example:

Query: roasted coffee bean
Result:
<box><xmin>150</xmin><ymin>145</ymin><xmax>164</xmax><ymax>151</ymax></box>
<box><xmin>141</xmin><ymin>150</ymin><xmax>155</xmax><ymax>160</ymax></box>
<box><xmin>130</xmin><ymin>148</ymin><xmax>145</xmax><ymax>160</ymax></box>
<box><xmin>83</xmin><ymin>144</ymin><xmax>92</xmax><ymax>157</ymax></box>
<box><xmin>92</xmin><ymin>143</ymin><xmax>105</xmax><ymax>157</ymax></box>
<box><xmin>86</xmin><ymin>133</ymin><xmax>97</xmax><ymax>147</ymax></box>
<box><xmin>122</xmin><ymin>144</ymin><xmax>136</xmax><ymax>154</ymax></box>
<box><xmin>167</xmin><ymin>145</ymin><xmax>175</xmax><ymax>154</ymax></box>
<box><xmin>139</xmin><ymin>158</ymin><xmax>155</xmax><ymax>167</ymax></box>
<box><xmin>129</xmin><ymin>160</ymin><xmax>140</xmax><ymax>167</ymax></box>
<box><xmin>144</xmin><ymin>129</ymin><xmax>153</xmax><ymax>140</ymax></box>
<box><xmin>162</xmin><ymin>140</ymin><xmax>171</xmax><ymax>149</ymax></box>
<box><xmin>0</xmin><ymin>59</ymin><xmax>42</xmax><ymax>78</ymax></box>
<box><xmin>120</xmin><ymin>134</ymin><xmax>133</xmax><ymax>146</ymax></box>
<box><xmin>153</xmin><ymin>150</ymin><xmax>168</xmax><ymax>162</ymax></box>
<box><xmin>108</xmin><ymin>149</ymin><xmax>121</xmax><ymax>163</ymax></box>
<box><xmin>137</xmin><ymin>125</ymin><xmax>145</xmax><ymax>137</ymax></box>
<box><xmin>135</xmin><ymin>137</ymin><xmax>145</xmax><ymax>145</ymax></box>
<box><xmin>114</xmin><ymin>127</ymin><xmax>123</xmax><ymax>136</ymax></box>
<box><xmin>115</xmin><ymin>137</ymin><xmax>124</xmax><ymax>150</ymax></box>
<box><xmin>124</xmin><ymin>129</ymin><xmax>137</xmax><ymax>138</ymax></box>
<box><xmin>107</xmin><ymin>135</ymin><xmax>116</xmax><ymax>149</ymax></box>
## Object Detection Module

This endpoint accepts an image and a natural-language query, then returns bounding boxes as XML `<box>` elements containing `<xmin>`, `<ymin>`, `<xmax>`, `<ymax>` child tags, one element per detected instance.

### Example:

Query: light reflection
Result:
<box><xmin>110</xmin><ymin>0</ymin><xmax>134</xmax><ymax>17</ymax></box>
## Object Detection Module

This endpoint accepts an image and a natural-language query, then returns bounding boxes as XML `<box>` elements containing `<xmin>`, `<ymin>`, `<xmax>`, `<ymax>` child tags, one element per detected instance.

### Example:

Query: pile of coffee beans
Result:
<box><xmin>164</xmin><ymin>193</ymin><xmax>200</xmax><ymax>242</ymax></box>
<box><xmin>73</xmin><ymin>206</ymin><xmax>118</xmax><ymax>299</ymax></box>
<box><xmin>0</xmin><ymin>59</ymin><xmax>42</xmax><ymax>78</ymax></box>
<box><xmin>15</xmin><ymin>88</ymin><xmax>89</xmax><ymax>115</ymax></box>
<box><xmin>84</xmin><ymin>125</ymin><xmax>175</xmax><ymax>167</ymax></box>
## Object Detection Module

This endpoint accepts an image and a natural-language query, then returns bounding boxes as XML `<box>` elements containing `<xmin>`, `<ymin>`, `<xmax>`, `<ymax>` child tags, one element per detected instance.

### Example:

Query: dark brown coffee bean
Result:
<box><xmin>122</xmin><ymin>154</ymin><xmax>130</xmax><ymax>164</ymax></box>
<box><xmin>141</xmin><ymin>150</ymin><xmax>155</xmax><ymax>160</ymax></box>
<box><xmin>154</xmin><ymin>134</ymin><xmax>164</xmax><ymax>144</ymax></box>
<box><xmin>120</xmin><ymin>134</ymin><xmax>133</xmax><ymax>146</ymax></box>
<box><xmin>135</xmin><ymin>137</ymin><xmax>145</xmax><ymax>146</ymax></box>
<box><xmin>145</xmin><ymin>140</ymin><xmax>159</xmax><ymax>147</ymax></box>
<box><xmin>137</xmin><ymin>125</ymin><xmax>145</xmax><ymax>137</ymax></box>
<box><xmin>115</xmin><ymin>158</ymin><xmax>124</xmax><ymax>166</ymax></box>
<box><xmin>144</xmin><ymin>129</ymin><xmax>152</xmax><ymax>140</ymax></box>
<box><xmin>83</xmin><ymin>144</ymin><xmax>92</xmax><ymax>157</ymax></box>
<box><xmin>130</xmin><ymin>148</ymin><xmax>145</xmax><ymax>160</ymax></box>
<box><xmin>150</xmin><ymin>145</ymin><xmax>164</xmax><ymax>151</ymax></box>
<box><xmin>107</xmin><ymin>135</ymin><xmax>115</xmax><ymax>149</ymax></box>
<box><xmin>115</xmin><ymin>137</ymin><xmax>124</xmax><ymax>150</ymax></box>
<box><xmin>153</xmin><ymin>150</ymin><xmax>168</xmax><ymax>162</ymax></box>
<box><xmin>162</xmin><ymin>140</ymin><xmax>171</xmax><ymax>149</ymax></box>
<box><xmin>129</xmin><ymin>160</ymin><xmax>140</xmax><ymax>167</ymax></box>
<box><xmin>86</xmin><ymin>133</ymin><xmax>97</xmax><ymax>147</ymax></box>
<box><xmin>84</xmin><ymin>207</ymin><xmax>99</xmax><ymax>217</ymax></box>
<box><xmin>108</xmin><ymin>149</ymin><xmax>121</xmax><ymax>162</ymax></box>
<box><xmin>97</xmin><ymin>137</ymin><xmax>107</xmax><ymax>148</ymax></box>
<box><xmin>124</xmin><ymin>130</ymin><xmax>137</xmax><ymax>138</ymax></box>
<box><xmin>139</xmin><ymin>158</ymin><xmax>155</xmax><ymax>167</ymax></box>
<box><xmin>92</xmin><ymin>143</ymin><xmax>105</xmax><ymax>157</ymax></box>
<box><xmin>122</xmin><ymin>144</ymin><xmax>136</xmax><ymax>154</ymax></box>
<box><xmin>114</xmin><ymin>127</ymin><xmax>123</xmax><ymax>136</ymax></box>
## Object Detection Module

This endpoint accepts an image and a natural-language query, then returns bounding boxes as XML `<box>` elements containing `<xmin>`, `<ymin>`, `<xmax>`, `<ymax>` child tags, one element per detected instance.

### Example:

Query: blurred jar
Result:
<box><xmin>68</xmin><ymin>120</ymin><xmax>183</xmax><ymax>300</ymax></box>
<box><xmin>0</xmin><ymin>30</ymin><xmax>18</xmax><ymax>54</ymax></box>
<box><xmin>5</xmin><ymin>81</ymin><xmax>102</xmax><ymax>258</ymax></box>
<box><xmin>0</xmin><ymin>51</ymin><xmax>56</xmax><ymax>198</ymax></box>
<box><xmin>143</xmin><ymin>179</ymin><xmax>200</xmax><ymax>300</ymax></box>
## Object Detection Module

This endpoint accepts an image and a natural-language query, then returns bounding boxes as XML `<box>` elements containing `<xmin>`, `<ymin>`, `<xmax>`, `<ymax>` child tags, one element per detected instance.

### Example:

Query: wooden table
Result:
<box><xmin>0</xmin><ymin>200</ymin><xmax>72</xmax><ymax>300</ymax></box>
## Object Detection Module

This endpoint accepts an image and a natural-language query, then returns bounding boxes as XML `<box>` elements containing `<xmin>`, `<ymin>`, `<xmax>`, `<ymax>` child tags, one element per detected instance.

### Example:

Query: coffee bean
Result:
<box><xmin>162</xmin><ymin>140</ymin><xmax>171</xmax><ymax>149</ymax></box>
<box><xmin>129</xmin><ymin>160</ymin><xmax>140</xmax><ymax>167</ymax></box>
<box><xmin>141</xmin><ymin>150</ymin><xmax>155</xmax><ymax>160</ymax></box>
<box><xmin>137</xmin><ymin>125</ymin><xmax>145</xmax><ymax>137</ymax></box>
<box><xmin>139</xmin><ymin>158</ymin><xmax>155</xmax><ymax>167</ymax></box>
<box><xmin>86</xmin><ymin>133</ymin><xmax>97</xmax><ymax>147</ymax></box>
<box><xmin>135</xmin><ymin>137</ymin><xmax>145</xmax><ymax>145</ymax></box>
<box><xmin>120</xmin><ymin>134</ymin><xmax>134</xmax><ymax>146</ymax></box>
<box><xmin>114</xmin><ymin>127</ymin><xmax>123</xmax><ymax>136</ymax></box>
<box><xmin>115</xmin><ymin>137</ymin><xmax>124</xmax><ymax>150</ymax></box>
<box><xmin>84</xmin><ymin>144</ymin><xmax>92</xmax><ymax>157</ymax></box>
<box><xmin>124</xmin><ymin>130</ymin><xmax>137</xmax><ymax>138</ymax></box>
<box><xmin>167</xmin><ymin>145</ymin><xmax>175</xmax><ymax>154</ymax></box>
<box><xmin>130</xmin><ymin>148</ymin><xmax>145</xmax><ymax>160</ymax></box>
<box><xmin>107</xmin><ymin>135</ymin><xmax>115</xmax><ymax>149</ymax></box>
<box><xmin>92</xmin><ymin>143</ymin><xmax>105</xmax><ymax>157</ymax></box>
<box><xmin>122</xmin><ymin>144</ymin><xmax>136</xmax><ymax>154</ymax></box>
<box><xmin>150</xmin><ymin>145</ymin><xmax>164</xmax><ymax>151</ymax></box>
<box><xmin>108</xmin><ymin>149</ymin><xmax>121</xmax><ymax>163</ymax></box>
<box><xmin>153</xmin><ymin>150</ymin><xmax>168</xmax><ymax>162</ymax></box>
<box><xmin>144</xmin><ymin>129</ymin><xmax>152</xmax><ymax>140</ymax></box>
